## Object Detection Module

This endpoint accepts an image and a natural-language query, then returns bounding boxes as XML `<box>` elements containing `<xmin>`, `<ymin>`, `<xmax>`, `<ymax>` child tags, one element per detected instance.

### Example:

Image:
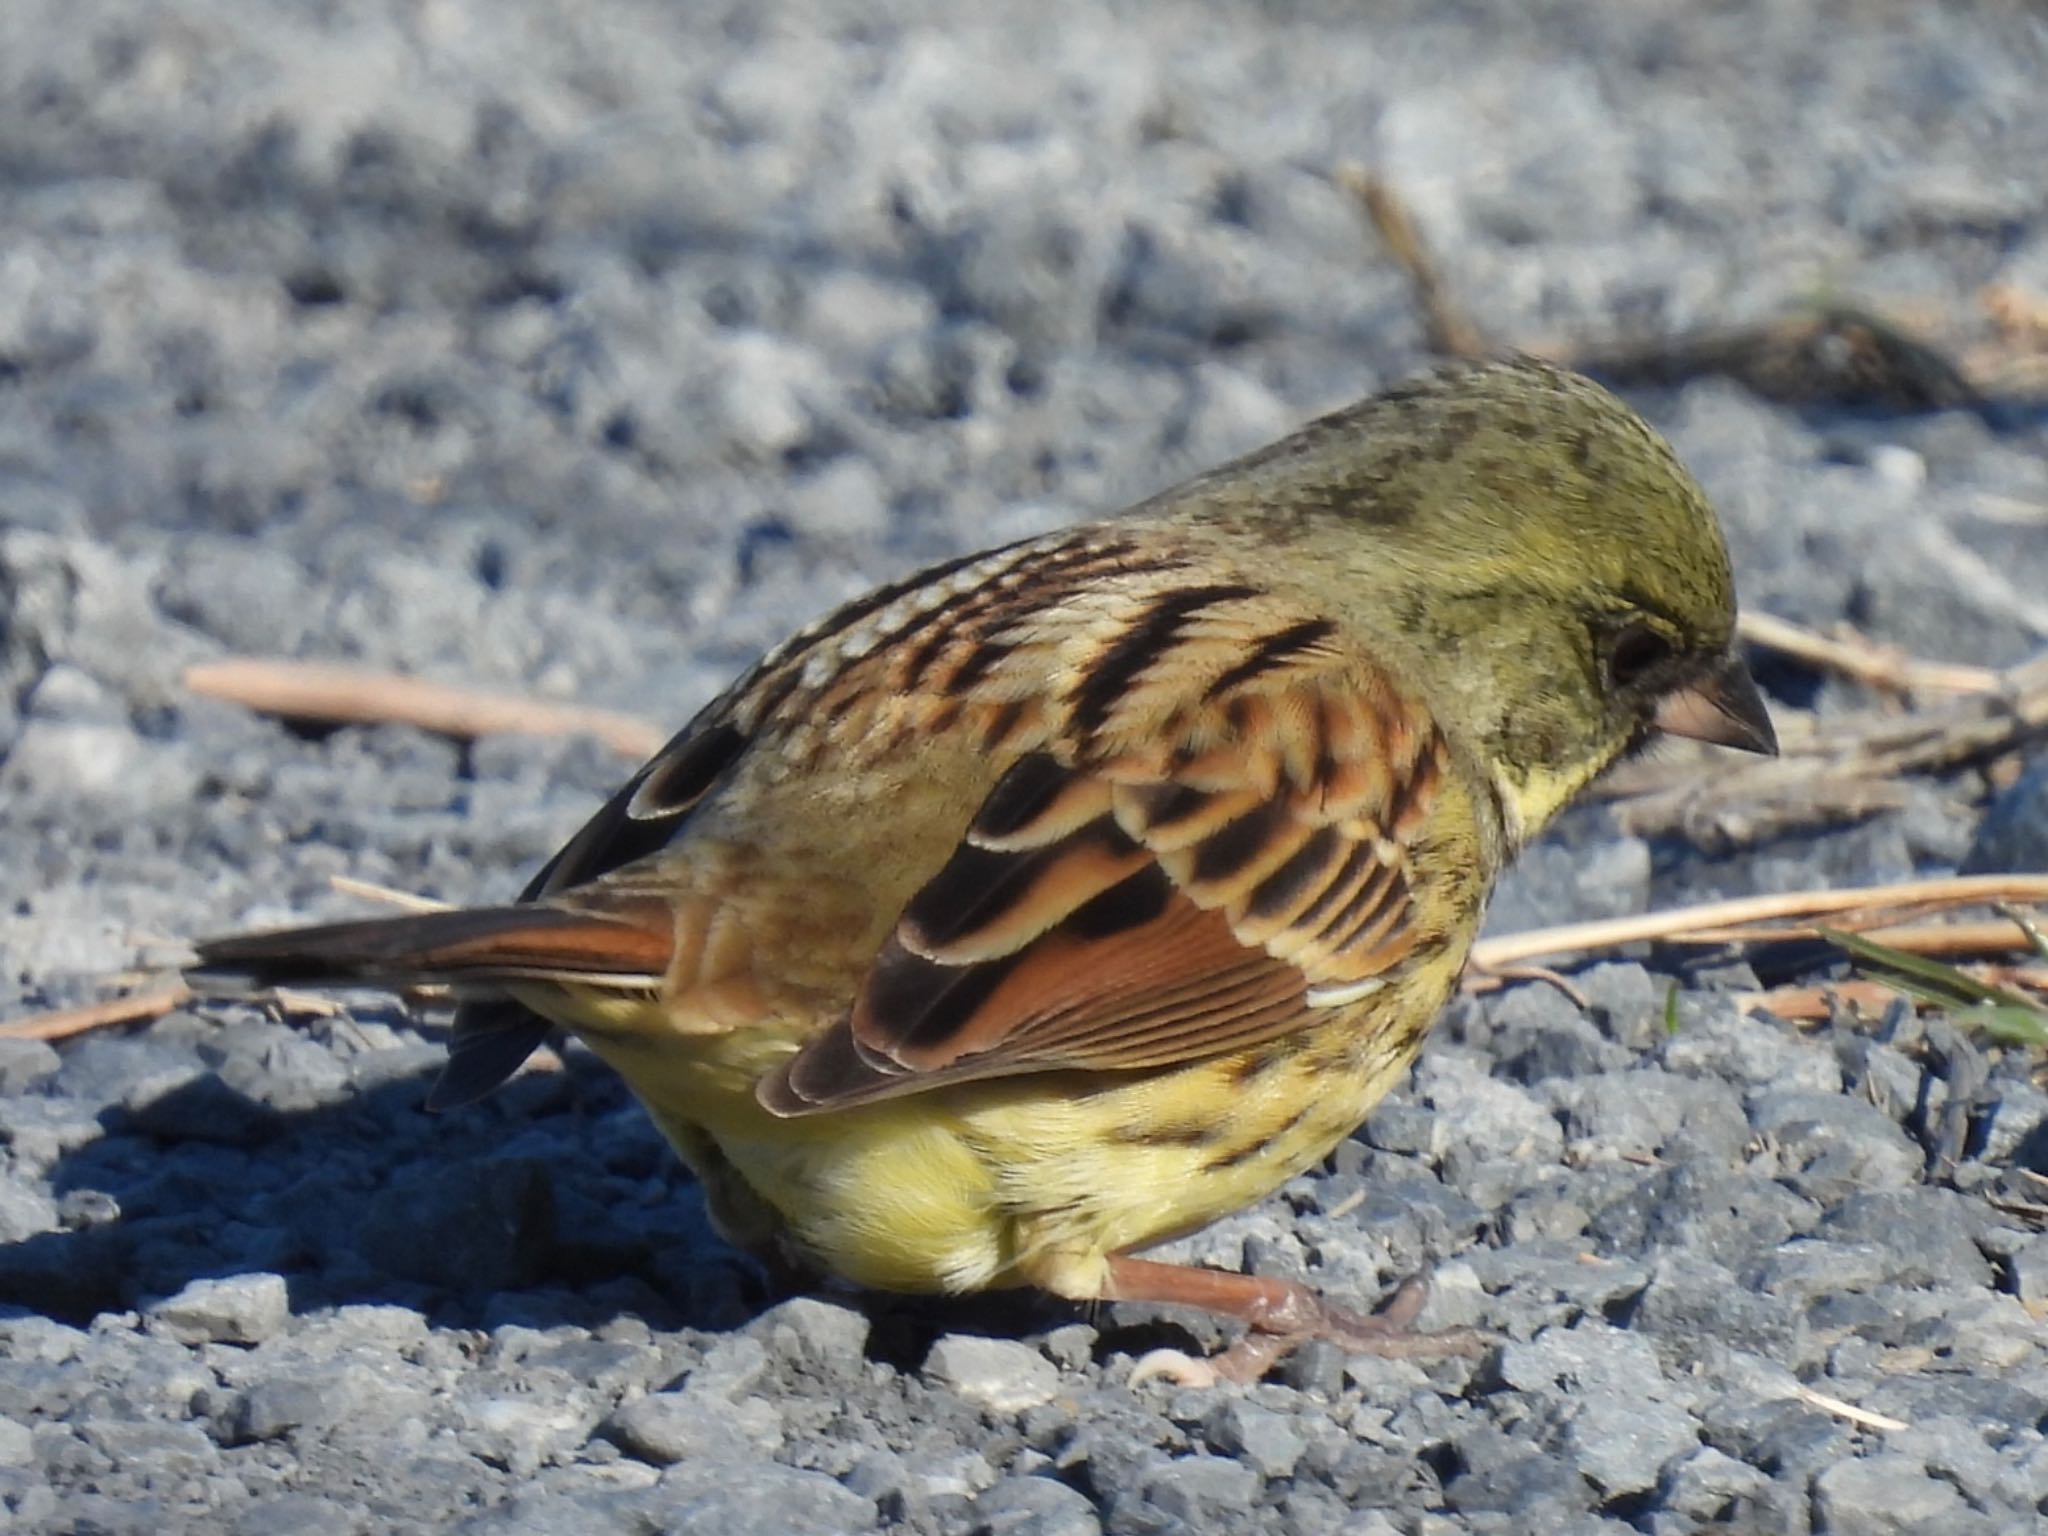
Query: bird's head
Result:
<box><xmin>1193</xmin><ymin>356</ymin><xmax>1776</xmax><ymax>844</ymax></box>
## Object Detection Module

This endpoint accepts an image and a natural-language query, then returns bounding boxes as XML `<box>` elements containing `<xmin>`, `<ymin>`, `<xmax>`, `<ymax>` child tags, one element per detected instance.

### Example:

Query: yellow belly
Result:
<box><xmin>566</xmin><ymin>986</ymin><xmax>1442</xmax><ymax>1300</ymax></box>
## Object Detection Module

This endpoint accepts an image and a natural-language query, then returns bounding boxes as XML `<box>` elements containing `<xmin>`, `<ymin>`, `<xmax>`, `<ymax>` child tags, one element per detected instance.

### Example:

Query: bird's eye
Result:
<box><xmin>1605</xmin><ymin>620</ymin><xmax>1676</xmax><ymax>691</ymax></box>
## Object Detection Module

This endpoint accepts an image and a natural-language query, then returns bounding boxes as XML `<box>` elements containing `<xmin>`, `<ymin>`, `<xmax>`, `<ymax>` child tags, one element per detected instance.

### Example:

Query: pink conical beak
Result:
<box><xmin>1654</xmin><ymin>654</ymin><xmax>1777</xmax><ymax>755</ymax></box>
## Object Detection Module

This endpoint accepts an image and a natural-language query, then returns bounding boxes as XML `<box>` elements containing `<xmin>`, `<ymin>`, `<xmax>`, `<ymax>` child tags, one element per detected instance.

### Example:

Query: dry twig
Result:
<box><xmin>329</xmin><ymin>874</ymin><xmax>454</xmax><ymax>913</ymax></box>
<box><xmin>0</xmin><ymin>984</ymin><xmax>193</xmax><ymax>1042</ymax></box>
<box><xmin>1735</xmin><ymin>611</ymin><xmax>2000</xmax><ymax>698</ymax></box>
<box><xmin>185</xmin><ymin>658</ymin><xmax>666</xmax><ymax>759</ymax></box>
<box><xmin>1338</xmin><ymin>165</ymin><xmax>1490</xmax><ymax>359</ymax></box>
<box><xmin>1635</xmin><ymin>919</ymin><xmax>2046</xmax><ymax>957</ymax></box>
<box><xmin>1790</xmin><ymin>1384</ymin><xmax>1908</xmax><ymax>1434</ymax></box>
<box><xmin>1735</xmin><ymin>978</ymin><xmax>1913</xmax><ymax>1023</ymax></box>
<box><xmin>1462</xmin><ymin>963</ymin><xmax>1592</xmax><ymax>1008</ymax></box>
<box><xmin>1469</xmin><ymin>874</ymin><xmax>2048</xmax><ymax>972</ymax></box>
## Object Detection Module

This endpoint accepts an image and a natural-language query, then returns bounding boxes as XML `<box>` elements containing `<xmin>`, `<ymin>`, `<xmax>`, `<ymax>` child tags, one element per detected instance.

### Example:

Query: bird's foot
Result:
<box><xmin>1115</xmin><ymin>1262</ymin><xmax>1494</xmax><ymax>1389</ymax></box>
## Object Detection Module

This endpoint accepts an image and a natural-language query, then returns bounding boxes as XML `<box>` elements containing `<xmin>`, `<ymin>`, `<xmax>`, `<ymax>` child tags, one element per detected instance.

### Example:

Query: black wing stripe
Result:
<box><xmin>1203</xmin><ymin>618</ymin><xmax>1339</xmax><ymax>698</ymax></box>
<box><xmin>902</xmin><ymin>820</ymin><xmax>1143</xmax><ymax>953</ymax></box>
<box><xmin>1188</xmin><ymin>798</ymin><xmax>1293</xmax><ymax>886</ymax></box>
<box><xmin>969</xmin><ymin>753</ymin><xmax>1081</xmax><ymax>842</ymax></box>
<box><xmin>1320</xmin><ymin>862</ymin><xmax>1403</xmax><ymax>950</ymax></box>
<box><xmin>1288</xmin><ymin>840</ymin><xmax>1380</xmax><ymax>938</ymax></box>
<box><xmin>860</xmin><ymin>938</ymin><xmax>1028</xmax><ymax>1062</ymax></box>
<box><xmin>1068</xmin><ymin>584</ymin><xmax>1259</xmax><ymax>737</ymax></box>
<box><xmin>532</xmin><ymin>717</ymin><xmax>749</xmax><ymax>896</ymax></box>
<box><xmin>1061</xmin><ymin>864</ymin><xmax>1175</xmax><ymax>940</ymax></box>
<box><xmin>1122</xmin><ymin>782</ymin><xmax>1214</xmax><ymax>838</ymax></box>
<box><xmin>1242</xmin><ymin>824</ymin><xmax>1344</xmax><ymax>924</ymax></box>
<box><xmin>627</xmin><ymin>720</ymin><xmax>749</xmax><ymax>820</ymax></box>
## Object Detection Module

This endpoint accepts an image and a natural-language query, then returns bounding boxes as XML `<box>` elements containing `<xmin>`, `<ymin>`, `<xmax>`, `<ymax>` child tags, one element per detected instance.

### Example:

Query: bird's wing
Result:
<box><xmin>200</xmin><ymin>528</ymin><xmax>1455</xmax><ymax>1117</ymax></box>
<box><xmin>758</xmin><ymin>584</ymin><xmax>1452</xmax><ymax>1115</ymax></box>
<box><xmin>431</xmin><ymin>529</ymin><xmax>1210</xmax><ymax>1102</ymax></box>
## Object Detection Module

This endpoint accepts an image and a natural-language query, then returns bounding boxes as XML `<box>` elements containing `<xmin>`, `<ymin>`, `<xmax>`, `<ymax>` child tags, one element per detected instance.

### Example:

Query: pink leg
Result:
<box><xmin>1103</xmin><ymin>1256</ymin><xmax>1493</xmax><ymax>1385</ymax></box>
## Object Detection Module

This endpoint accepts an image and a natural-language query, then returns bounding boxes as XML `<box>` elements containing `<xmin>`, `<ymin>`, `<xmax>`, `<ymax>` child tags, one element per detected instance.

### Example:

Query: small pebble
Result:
<box><xmin>1202</xmin><ymin>1400</ymin><xmax>1306</xmax><ymax>1478</ymax></box>
<box><xmin>749</xmin><ymin>1297</ymin><xmax>870</xmax><ymax>1376</ymax></box>
<box><xmin>1811</xmin><ymin>1454</ymin><xmax>1971</xmax><ymax>1536</ymax></box>
<box><xmin>146</xmin><ymin>1274</ymin><xmax>291</xmax><ymax>1346</ymax></box>
<box><xmin>924</xmin><ymin>1335</ymin><xmax>1061</xmax><ymax>1413</ymax></box>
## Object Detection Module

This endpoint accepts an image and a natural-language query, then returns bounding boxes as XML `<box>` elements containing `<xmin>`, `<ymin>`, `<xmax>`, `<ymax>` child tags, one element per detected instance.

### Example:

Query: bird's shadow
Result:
<box><xmin>0</xmin><ymin>1012</ymin><xmax>1155</xmax><ymax>1367</ymax></box>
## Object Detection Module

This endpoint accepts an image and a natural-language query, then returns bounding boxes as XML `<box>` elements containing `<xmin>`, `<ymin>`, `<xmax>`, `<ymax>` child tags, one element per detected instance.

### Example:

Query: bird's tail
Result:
<box><xmin>189</xmin><ymin>904</ymin><xmax>673</xmax><ymax>992</ymax></box>
<box><xmin>189</xmin><ymin>903</ymin><xmax>677</xmax><ymax>1110</ymax></box>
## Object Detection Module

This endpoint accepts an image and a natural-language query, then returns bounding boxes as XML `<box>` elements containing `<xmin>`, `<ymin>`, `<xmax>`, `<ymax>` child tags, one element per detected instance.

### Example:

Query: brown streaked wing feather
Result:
<box><xmin>516</xmin><ymin>540</ymin><xmax>1090</xmax><ymax>904</ymax></box>
<box><xmin>527</xmin><ymin>529</ymin><xmax>1183</xmax><ymax>905</ymax></box>
<box><xmin>764</xmin><ymin>882</ymin><xmax>1305</xmax><ymax>1112</ymax></box>
<box><xmin>412</xmin><ymin>532</ymin><xmax>1192</xmax><ymax>1110</ymax></box>
<box><xmin>760</xmin><ymin>602</ymin><xmax>1447</xmax><ymax>1116</ymax></box>
<box><xmin>884</xmin><ymin>869</ymin><xmax>1280</xmax><ymax>1068</ymax></box>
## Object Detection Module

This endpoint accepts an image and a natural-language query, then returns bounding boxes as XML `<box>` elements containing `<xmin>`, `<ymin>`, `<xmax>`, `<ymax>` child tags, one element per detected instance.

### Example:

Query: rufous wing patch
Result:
<box><xmin>759</xmin><ymin>614</ymin><xmax>1447</xmax><ymax>1116</ymax></box>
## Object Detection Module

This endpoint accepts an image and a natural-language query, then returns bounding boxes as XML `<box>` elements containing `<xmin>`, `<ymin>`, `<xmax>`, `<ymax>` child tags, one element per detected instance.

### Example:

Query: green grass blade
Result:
<box><xmin>1950</xmin><ymin>1003</ymin><xmax>2048</xmax><ymax>1047</ymax></box>
<box><xmin>1817</xmin><ymin>927</ymin><xmax>2042</xmax><ymax>1011</ymax></box>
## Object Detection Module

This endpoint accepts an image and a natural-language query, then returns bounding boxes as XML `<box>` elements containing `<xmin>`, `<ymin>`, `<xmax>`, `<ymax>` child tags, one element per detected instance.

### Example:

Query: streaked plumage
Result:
<box><xmin>193</xmin><ymin>358</ymin><xmax>1775</xmax><ymax>1373</ymax></box>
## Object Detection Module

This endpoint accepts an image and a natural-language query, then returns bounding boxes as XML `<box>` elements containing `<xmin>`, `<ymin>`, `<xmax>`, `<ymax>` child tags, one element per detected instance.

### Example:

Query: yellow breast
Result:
<box><xmin>559</xmin><ymin>951</ymin><xmax>1461</xmax><ymax>1299</ymax></box>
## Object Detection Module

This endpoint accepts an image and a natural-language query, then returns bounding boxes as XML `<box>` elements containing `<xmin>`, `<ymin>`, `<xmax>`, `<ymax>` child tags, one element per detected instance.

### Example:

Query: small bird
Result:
<box><xmin>193</xmin><ymin>358</ymin><xmax>1775</xmax><ymax>1381</ymax></box>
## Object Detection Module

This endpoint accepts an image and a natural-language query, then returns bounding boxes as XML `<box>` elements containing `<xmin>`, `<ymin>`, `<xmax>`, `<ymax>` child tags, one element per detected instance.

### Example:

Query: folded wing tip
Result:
<box><xmin>753</xmin><ymin>1064</ymin><xmax>810</xmax><ymax>1118</ymax></box>
<box><xmin>754</xmin><ymin>1025</ymin><xmax>901</xmax><ymax>1118</ymax></box>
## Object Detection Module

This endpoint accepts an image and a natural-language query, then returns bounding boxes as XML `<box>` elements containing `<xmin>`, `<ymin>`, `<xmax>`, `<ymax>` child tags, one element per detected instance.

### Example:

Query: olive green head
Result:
<box><xmin>1181</xmin><ymin>356</ymin><xmax>1775</xmax><ymax>841</ymax></box>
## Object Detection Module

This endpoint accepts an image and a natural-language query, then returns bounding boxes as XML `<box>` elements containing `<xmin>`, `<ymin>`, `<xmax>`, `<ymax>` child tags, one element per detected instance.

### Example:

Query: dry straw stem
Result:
<box><xmin>1468</xmin><ymin>873</ymin><xmax>2048</xmax><ymax>972</ymax></box>
<box><xmin>184</xmin><ymin>658</ymin><xmax>667</xmax><ymax>760</ymax></box>
<box><xmin>0</xmin><ymin>983</ymin><xmax>192</xmax><ymax>1041</ymax></box>
<box><xmin>0</xmin><ymin>980</ymin><xmax>367</xmax><ymax>1043</ymax></box>
<box><xmin>1745</xmin><ymin>978</ymin><xmax>1917</xmax><ymax>1022</ymax></box>
<box><xmin>1790</xmin><ymin>1384</ymin><xmax>1909</xmax><ymax>1435</ymax></box>
<box><xmin>1735</xmin><ymin>611</ymin><xmax>2000</xmax><ymax>698</ymax></box>
<box><xmin>1337</xmin><ymin>164</ymin><xmax>1489</xmax><ymax>360</ymax></box>
<box><xmin>329</xmin><ymin>874</ymin><xmax>454</xmax><ymax>913</ymax></box>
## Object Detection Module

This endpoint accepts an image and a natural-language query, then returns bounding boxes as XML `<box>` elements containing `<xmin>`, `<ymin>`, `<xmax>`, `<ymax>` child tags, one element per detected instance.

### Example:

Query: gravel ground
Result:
<box><xmin>5</xmin><ymin>2</ymin><xmax>2048</xmax><ymax>1532</ymax></box>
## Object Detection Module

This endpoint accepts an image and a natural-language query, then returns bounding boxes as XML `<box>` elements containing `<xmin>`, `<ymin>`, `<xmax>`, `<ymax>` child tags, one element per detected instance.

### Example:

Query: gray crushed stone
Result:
<box><xmin>923</xmin><ymin>1336</ymin><xmax>1063</xmax><ymax>1415</ymax></box>
<box><xmin>4</xmin><ymin>1</ymin><xmax>2048</xmax><ymax>1533</ymax></box>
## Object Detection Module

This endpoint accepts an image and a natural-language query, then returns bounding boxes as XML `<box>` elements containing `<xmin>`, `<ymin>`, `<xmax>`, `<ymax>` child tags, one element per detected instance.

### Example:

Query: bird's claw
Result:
<box><xmin>1127</xmin><ymin>1348</ymin><xmax>1222</xmax><ymax>1390</ymax></box>
<box><xmin>1125</xmin><ymin>1273</ymin><xmax>1497</xmax><ymax>1389</ymax></box>
<box><xmin>1309</xmin><ymin>1279</ymin><xmax>1495</xmax><ymax>1361</ymax></box>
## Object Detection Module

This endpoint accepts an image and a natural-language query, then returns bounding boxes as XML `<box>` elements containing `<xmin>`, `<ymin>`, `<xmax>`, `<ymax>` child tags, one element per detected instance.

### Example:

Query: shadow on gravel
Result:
<box><xmin>3</xmin><ymin>1047</ymin><xmax>753</xmax><ymax>1329</ymax></box>
<box><xmin>0</xmin><ymin>1036</ymin><xmax>1137</xmax><ymax>1363</ymax></box>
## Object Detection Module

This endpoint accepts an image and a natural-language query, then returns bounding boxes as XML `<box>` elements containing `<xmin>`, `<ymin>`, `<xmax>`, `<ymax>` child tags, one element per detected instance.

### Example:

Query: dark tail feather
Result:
<box><xmin>192</xmin><ymin>904</ymin><xmax>674</xmax><ymax>1112</ymax></box>
<box><xmin>188</xmin><ymin>905</ymin><xmax>674</xmax><ymax>990</ymax></box>
<box><xmin>429</xmin><ymin>995</ymin><xmax>557</xmax><ymax>1110</ymax></box>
